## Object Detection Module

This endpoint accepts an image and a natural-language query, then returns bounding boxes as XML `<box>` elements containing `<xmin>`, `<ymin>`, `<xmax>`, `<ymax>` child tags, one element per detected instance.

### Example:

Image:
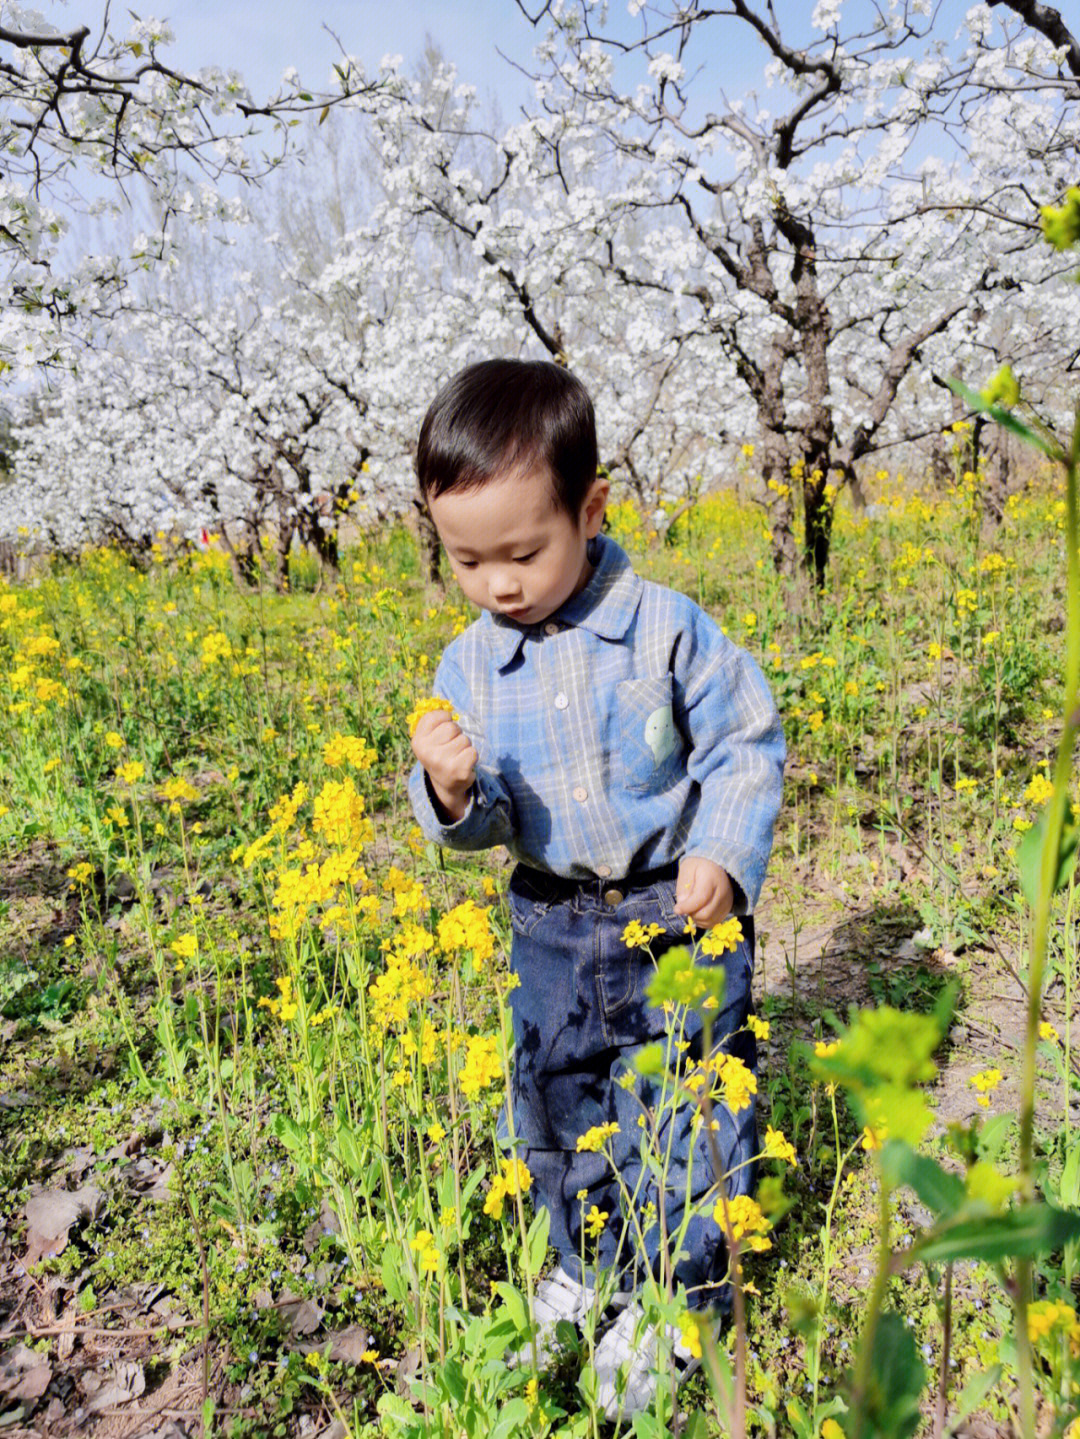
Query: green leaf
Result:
<box><xmin>977</xmin><ymin>1114</ymin><xmax>1016</xmax><ymax>1163</ymax></box>
<box><xmin>910</xmin><ymin>1202</ymin><xmax>1080</xmax><ymax>1264</ymax></box>
<box><xmin>1017</xmin><ymin>808</ymin><xmax>1079</xmax><ymax>907</ymax></box>
<box><xmin>785</xmin><ymin>1397</ymin><xmax>812</xmax><ymax>1437</ymax></box>
<box><xmin>1058</xmin><ymin>1141</ymin><xmax>1080</xmax><ymax>1210</ymax></box>
<box><xmin>438</xmin><ymin>1357</ymin><xmax>467</xmax><ymax>1405</ymax></box>
<box><xmin>381</xmin><ymin>1244</ymin><xmax>408</xmax><ymax>1304</ymax></box>
<box><xmin>488</xmin><ymin>1398</ymin><xmax>533</xmax><ymax>1439</ymax></box>
<box><xmin>879</xmin><ymin>1140</ymin><xmax>966</xmax><ymax>1218</ymax></box>
<box><xmin>682</xmin><ymin>1412</ymin><xmax>710</xmax><ymax>1439</ymax></box>
<box><xmin>376</xmin><ymin>1391</ymin><xmax>422</xmax><ymax>1435</ymax></box>
<box><xmin>525</xmin><ymin>1205</ymin><xmax>550</xmax><ymax>1278</ymax></box>
<box><xmin>492</xmin><ymin>1281</ymin><xmax>527</xmax><ymax>1335</ymax></box>
<box><xmin>334</xmin><ymin>1121</ymin><xmax>364</xmax><ymax>1178</ymax></box>
<box><xmin>631</xmin><ymin>1410</ymin><xmax>670</xmax><ymax>1438</ymax></box>
<box><xmin>850</xmin><ymin>1310</ymin><xmax>925</xmax><ymax>1439</ymax></box>
<box><xmin>945</xmin><ymin>378</ymin><xmax>1062</xmax><ymax>458</ymax></box>
<box><xmin>945</xmin><ymin>1364</ymin><xmax>1002</xmax><ymax>1436</ymax></box>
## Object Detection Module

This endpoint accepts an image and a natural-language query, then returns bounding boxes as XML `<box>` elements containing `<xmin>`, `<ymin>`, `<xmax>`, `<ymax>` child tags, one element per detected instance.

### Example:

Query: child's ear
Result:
<box><xmin>581</xmin><ymin>475</ymin><xmax>609</xmax><ymax>537</ymax></box>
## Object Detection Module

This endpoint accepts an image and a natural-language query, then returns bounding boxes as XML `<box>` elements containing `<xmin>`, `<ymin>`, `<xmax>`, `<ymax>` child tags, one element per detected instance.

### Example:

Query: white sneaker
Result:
<box><xmin>506</xmin><ymin>1266</ymin><xmax>599</xmax><ymax>1369</ymax></box>
<box><xmin>592</xmin><ymin>1301</ymin><xmax>703</xmax><ymax>1420</ymax></box>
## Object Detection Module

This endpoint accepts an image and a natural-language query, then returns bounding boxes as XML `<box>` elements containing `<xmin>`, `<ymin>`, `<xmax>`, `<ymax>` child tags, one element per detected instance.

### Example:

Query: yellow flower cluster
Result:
<box><xmin>1023</xmin><ymin>773</ymin><xmax>1055</xmax><ymax>807</ymax></box>
<box><xmin>969</xmin><ymin>1067</ymin><xmax>1003</xmax><ymax>1109</ymax></box>
<box><xmin>405</xmin><ymin>696</ymin><xmax>458</xmax><ymax>737</ymax></box>
<box><xmin>312</xmin><ymin>777</ymin><xmax>374</xmax><ymax>849</ymax></box>
<box><xmin>458</xmin><ymin>1034</ymin><xmax>503</xmax><ymax>1099</ymax></box>
<box><xmin>677</xmin><ymin>1312</ymin><xmax>703</xmax><ymax>1359</ymax></box>
<box><xmin>713</xmin><ymin>1194</ymin><xmax>772</xmax><ymax>1252</ymax></box>
<box><xmin>583</xmin><ymin>1204</ymin><xmax>608</xmax><ymax>1239</ymax></box>
<box><xmin>715</xmin><ymin>1053</ymin><xmax>757</xmax><ymax>1113</ymax></box>
<box><xmin>700</xmin><ymin>916</ymin><xmax>744</xmax><ymax>956</ymax></box>
<box><xmin>259</xmin><ymin>975</ymin><xmax>299</xmax><ymax>1022</ymax></box>
<box><xmin>200</xmin><ymin>630</ymin><xmax>233</xmax><ymax>664</ymax></box>
<box><xmin>482</xmin><ymin>1158</ymin><xmax>532</xmax><ymax>1220</ymax></box>
<box><xmin>576</xmin><ymin>1121</ymin><xmax>620</xmax><ymax>1153</ymax></box>
<box><xmin>1027</xmin><ymin>1299</ymin><xmax>1080</xmax><ymax>1355</ymax></box>
<box><xmin>369</xmin><ymin>951</ymin><xmax>434</xmax><ymax>1030</ymax></box>
<box><xmin>763</xmin><ymin>1125</ymin><xmax>796</xmax><ymax>1166</ymax></box>
<box><xmin>240</xmin><ymin>782</ymin><xmax>309</xmax><ymax>868</ymax></box>
<box><xmin>323</xmin><ymin>732</ymin><xmax>377</xmax><ymax>769</ymax></box>
<box><xmin>409</xmin><ymin>1228</ymin><xmax>442</xmax><ymax>1274</ymax></box>
<box><xmin>117</xmin><ymin>761</ymin><xmax>146</xmax><ymax>785</ymax></box>
<box><xmin>159</xmin><ymin>777</ymin><xmax>199</xmax><ymax>804</ymax></box>
<box><xmin>388</xmin><ymin>866</ymin><xmax>427</xmax><ymax>917</ymax></box>
<box><xmin>270</xmin><ymin>849</ymin><xmax>368</xmax><ymax>938</ymax></box>
<box><xmin>437</xmin><ymin>900</ymin><xmax>494</xmax><ymax>971</ymax></box>
<box><xmin>622</xmin><ymin>919</ymin><xmax>665</xmax><ymax>949</ymax></box>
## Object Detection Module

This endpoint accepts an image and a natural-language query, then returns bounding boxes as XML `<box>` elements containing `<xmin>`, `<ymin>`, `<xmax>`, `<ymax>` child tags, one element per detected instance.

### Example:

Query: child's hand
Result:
<box><xmin>410</xmin><ymin>708</ymin><xmax>477</xmax><ymax>822</ymax></box>
<box><xmin>674</xmin><ymin>857</ymin><xmax>734</xmax><ymax>928</ymax></box>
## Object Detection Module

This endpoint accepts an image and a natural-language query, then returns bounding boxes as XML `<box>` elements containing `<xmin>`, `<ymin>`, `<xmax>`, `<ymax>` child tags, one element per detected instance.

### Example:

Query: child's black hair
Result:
<box><xmin>416</xmin><ymin>358</ymin><xmax>598</xmax><ymax>516</ymax></box>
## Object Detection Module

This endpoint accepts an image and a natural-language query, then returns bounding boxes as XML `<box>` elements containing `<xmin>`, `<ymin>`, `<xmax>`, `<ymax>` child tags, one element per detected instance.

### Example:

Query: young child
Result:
<box><xmin>408</xmin><ymin>358</ymin><xmax>784</xmax><ymax>1417</ymax></box>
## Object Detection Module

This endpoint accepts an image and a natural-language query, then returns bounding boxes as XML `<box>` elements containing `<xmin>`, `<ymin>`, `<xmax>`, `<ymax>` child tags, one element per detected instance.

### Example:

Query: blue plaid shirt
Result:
<box><xmin>408</xmin><ymin>534</ymin><xmax>784</xmax><ymax>911</ymax></box>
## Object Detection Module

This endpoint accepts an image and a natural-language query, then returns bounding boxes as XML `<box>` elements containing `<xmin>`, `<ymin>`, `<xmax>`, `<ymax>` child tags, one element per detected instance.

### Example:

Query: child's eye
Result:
<box><xmin>456</xmin><ymin>559</ymin><xmax>478</xmax><ymax>570</ymax></box>
<box><xmin>513</xmin><ymin>551</ymin><xmax>538</xmax><ymax>564</ymax></box>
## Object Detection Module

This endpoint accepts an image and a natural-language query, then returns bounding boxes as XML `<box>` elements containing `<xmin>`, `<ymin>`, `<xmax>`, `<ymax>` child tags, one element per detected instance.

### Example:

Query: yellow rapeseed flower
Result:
<box><xmin>406</xmin><ymin>696</ymin><xmax>458</xmax><ymax>737</ymax></box>
<box><xmin>712</xmin><ymin>1194</ymin><xmax>772</xmax><ymax>1251</ymax></box>
<box><xmin>763</xmin><ymin>1125</ymin><xmax>797</xmax><ymax>1166</ymax></box>
<box><xmin>576</xmin><ymin>1121</ymin><xmax>620</xmax><ymax>1153</ymax></box>
<box><xmin>700</xmin><ymin>916</ymin><xmax>744</xmax><ymax>956</ymax></box>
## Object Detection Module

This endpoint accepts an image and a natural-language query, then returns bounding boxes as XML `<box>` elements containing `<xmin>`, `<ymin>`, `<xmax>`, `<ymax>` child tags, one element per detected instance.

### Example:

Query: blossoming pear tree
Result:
<box><xmin>0</xmin><ymin>3</ymin><xmax>381</xmax><ymax>373</ymax></box>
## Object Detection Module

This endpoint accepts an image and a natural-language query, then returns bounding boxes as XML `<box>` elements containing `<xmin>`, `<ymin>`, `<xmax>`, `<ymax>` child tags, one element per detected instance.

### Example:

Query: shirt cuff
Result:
<box><xmin>681</xmin><ymin>840</ymin><xmax>762</xmax><ymax>915</ymax></box>
<box><xmin>409</xmin><ymin>764</ymin><xmax>505</xmax><ymax>849</ymax></box>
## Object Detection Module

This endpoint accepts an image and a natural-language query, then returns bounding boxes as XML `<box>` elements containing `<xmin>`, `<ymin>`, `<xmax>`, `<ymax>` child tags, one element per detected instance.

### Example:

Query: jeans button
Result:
<box><xmin>602</xmin><ymin>888</ymin><xmax>624</xmax><ymax>907</ymax></box>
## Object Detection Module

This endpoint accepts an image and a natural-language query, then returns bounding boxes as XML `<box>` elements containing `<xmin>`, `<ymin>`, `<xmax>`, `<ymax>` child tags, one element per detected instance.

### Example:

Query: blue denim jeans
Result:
<box><xmin>503</xmin><ymin>862</ymin><xmax>757</xmax><ymax>1311</ymax></box>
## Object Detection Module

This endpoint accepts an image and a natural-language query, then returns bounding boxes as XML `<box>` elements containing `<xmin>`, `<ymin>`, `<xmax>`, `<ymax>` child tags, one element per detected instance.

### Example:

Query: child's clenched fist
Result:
<box><xmin>410</xmin><ymin>708</ymin><xmax>477</xmax><ymax>822</ymax></box>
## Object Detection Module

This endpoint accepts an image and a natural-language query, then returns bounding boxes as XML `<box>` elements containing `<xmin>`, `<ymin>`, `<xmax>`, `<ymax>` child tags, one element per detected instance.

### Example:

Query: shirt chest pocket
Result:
<box><xmin>616</xmin><ymin>674</ymin><xmax>684</xmax><ymax>795</ymax></box>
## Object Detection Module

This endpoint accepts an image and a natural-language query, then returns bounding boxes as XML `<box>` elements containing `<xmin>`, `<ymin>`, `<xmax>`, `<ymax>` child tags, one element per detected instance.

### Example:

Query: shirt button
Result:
<box><xmin>603</xmin><ymin>888</ymin><xmax>625</xmax><ymax>907</ymax></box>
<box><xmin>572</xmin><ymin>785</ymin><xmax>588</xmax><ymax>803</ymax></box>
<box><xmin>596</xmin><ymin>864</ymin><xmax>611</xmax><ymax>878</ymax></box>
<box><xmin>544</xmin><ymin>622</ymin><xmax>559</xmax><ymax>636</ymax></box>
<box><xmin>554</xmin><ymin>692</ymin><xmax>569</xmax><ymax>710</ymax></box>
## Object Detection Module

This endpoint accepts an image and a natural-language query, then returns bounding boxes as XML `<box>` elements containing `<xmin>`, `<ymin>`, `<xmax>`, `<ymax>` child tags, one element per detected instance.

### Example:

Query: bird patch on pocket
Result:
<box><xmin>645</xmin><ymin>704</ymin><xmax>678</xmax><ymax>767</ymax></box>
<box><xmin>617</xmin><ymin>675</ymin><xmax>683</xmax><ymax>793</ymax></box>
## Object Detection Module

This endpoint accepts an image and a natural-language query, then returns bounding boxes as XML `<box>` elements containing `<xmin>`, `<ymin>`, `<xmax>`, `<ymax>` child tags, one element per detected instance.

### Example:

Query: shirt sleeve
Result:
<box><xmin>672</xmin><ymin>610</ymin><xmax>785</xmax><ymax>912</ymax></box>
<box><xmin>407</xmin><ymin>643</ymin><xmax>518</xmax><ymax>853</ymax></box>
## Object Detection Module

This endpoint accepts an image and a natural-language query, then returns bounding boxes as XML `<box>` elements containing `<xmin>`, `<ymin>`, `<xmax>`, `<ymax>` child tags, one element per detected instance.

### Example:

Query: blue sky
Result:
<box><xmin>29</xmin><ymin>2</ymin><xmax>983</xmax><ymax>121</ymax></box>
<box><xmin>27</xmin><ymin>1</ymin><xmax>927</xmax><ymax>111</ymax></box>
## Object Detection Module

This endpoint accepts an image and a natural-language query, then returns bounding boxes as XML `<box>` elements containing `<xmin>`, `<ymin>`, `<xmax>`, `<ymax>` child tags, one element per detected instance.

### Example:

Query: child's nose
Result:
<box><xmin>489</xmin><ymin>569</ymin><xmax>521</xmax><ymax>601</ymax></box>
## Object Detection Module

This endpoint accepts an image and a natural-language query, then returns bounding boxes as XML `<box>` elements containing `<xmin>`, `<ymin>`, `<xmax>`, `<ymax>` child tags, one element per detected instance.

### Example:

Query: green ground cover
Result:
<box><xmin>0</xmin><ymin>463</ymin><xmax>1077</xmax><ymax>1438</ymax></box>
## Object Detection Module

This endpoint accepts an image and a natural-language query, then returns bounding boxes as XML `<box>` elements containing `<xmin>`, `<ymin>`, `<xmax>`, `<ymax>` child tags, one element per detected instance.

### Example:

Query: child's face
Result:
<box><xmin>429</xmin><ymin>463</ymin><xmax>609</xmax><ymax>626</ymax></box>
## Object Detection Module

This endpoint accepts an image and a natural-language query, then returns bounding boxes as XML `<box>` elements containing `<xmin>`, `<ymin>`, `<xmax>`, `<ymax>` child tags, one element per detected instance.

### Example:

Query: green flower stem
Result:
<box><xmin>1016</xmin><ymin>402</ymin><xmax>1080</xmax><ymax>1439</ymax></box>
<box><xmin>849</xmin><ymin>1172</ymin><xmax>894</xmax><ymax>1439</ymax></box>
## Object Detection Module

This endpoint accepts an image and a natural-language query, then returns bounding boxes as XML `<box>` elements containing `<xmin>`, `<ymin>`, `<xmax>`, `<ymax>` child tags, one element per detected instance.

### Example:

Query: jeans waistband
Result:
<box><xmin>511</xmin><ymin>860</ymin><xmax>679</xmax><ymax>904</ymax></box>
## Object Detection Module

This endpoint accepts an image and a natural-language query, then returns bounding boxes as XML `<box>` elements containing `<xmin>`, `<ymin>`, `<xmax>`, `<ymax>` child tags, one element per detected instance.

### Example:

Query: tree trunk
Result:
<box><xmin>412</xmin><ymin>497</ymin><xmax>444</xmax><ymax>590</ymax></box>
<box><xmin>275</xmin><ymin>512</ymin><xmax>295</xmax><ymax>593</ymax></box>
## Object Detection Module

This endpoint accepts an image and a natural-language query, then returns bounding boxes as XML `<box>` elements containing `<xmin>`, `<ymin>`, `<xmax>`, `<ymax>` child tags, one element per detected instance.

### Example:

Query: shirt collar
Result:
<box><xmin>482</xmin><ymin>533</ymin><xmax>644</xmax><ymax>671</ymax></box>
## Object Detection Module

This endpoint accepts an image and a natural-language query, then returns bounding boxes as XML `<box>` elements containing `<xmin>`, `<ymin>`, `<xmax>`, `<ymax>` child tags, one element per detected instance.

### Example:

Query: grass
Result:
<box><xmin>0</xmin><ymin>459</ymin><xmax>1075</xmax><ymax>1437</ymax></box>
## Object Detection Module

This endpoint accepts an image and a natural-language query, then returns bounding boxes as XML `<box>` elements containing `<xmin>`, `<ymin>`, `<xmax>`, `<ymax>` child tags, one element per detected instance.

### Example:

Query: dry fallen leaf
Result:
<box><xmin>293</xmin><ymin>1323</ymin><xmax>371</xmax><ymax>1365</ymax></box>
<box><xmin>0</xmin><ymin>1343</ymin><xmax>53</xmax><ymax>1402</ymax></box>
<box><xmin>279</xmin><ymin>1289</ymin><xmax>324</xmax><ymax>1336</ymax></box>
<box><xmin>23</xmin><ymin>1184</ymin><xmax>105</xmax><ymax>1266</ymax></box>
<box><xmin>57</xmin><ymin>1298</ymin><xmax>77</xmax><ymax>1361</ymax></box>
<box><xmin>82</xmin><ymin>1359</ymin><xmax>146</xmax><ymax>1413</ymax></box>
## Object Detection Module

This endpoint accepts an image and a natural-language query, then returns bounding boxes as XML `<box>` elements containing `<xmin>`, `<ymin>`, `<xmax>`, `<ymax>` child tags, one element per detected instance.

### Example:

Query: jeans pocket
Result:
<box><xmin>617</xmin><ymin>674</ymin><xmax>683</xmax><ymax>794</ymax></box>
<box><xmin>507</xmin><ymin>871</ymin><xmax>553</xmax><ymax>937</ymax></box>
